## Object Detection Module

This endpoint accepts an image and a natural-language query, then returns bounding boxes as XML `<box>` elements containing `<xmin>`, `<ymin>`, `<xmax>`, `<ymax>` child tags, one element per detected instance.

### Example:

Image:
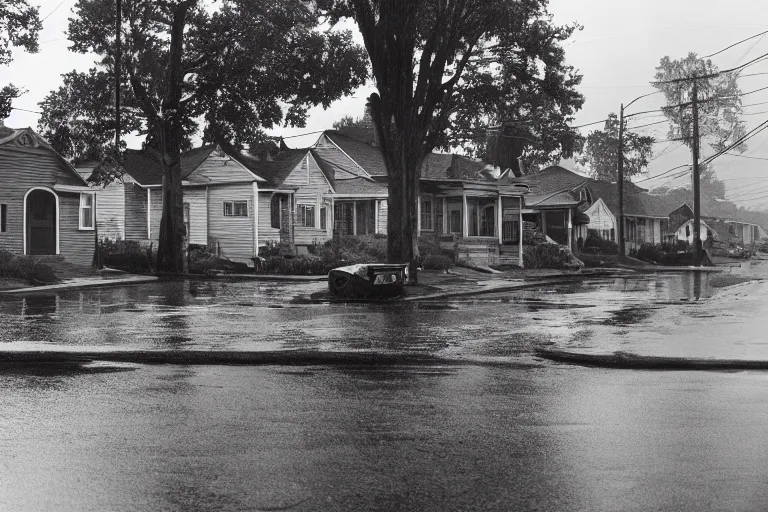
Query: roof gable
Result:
<box><xmin>0</xmin><ymin>127</ymin><xmax>88</xmax><ymax>185</ymax></box>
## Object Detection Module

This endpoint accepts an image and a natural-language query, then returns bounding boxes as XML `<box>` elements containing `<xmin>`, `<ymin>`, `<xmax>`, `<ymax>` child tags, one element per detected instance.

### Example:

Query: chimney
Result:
<box><xmin>364</xmin><ymin>96</ymin><xmax>380</xmax><ymax>147</ymax></box>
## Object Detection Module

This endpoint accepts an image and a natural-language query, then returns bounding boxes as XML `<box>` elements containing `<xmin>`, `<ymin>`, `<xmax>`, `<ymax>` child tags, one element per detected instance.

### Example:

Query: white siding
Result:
<box><xmin>188</xmin><ymin>152</ymin><xmax>258</xmax><ymax>183</ymax></box>
<box><xmin>284</xmin><ymin>154</ymin><xmax>334</xmax><ymax>246</ymax></box>
<box><xmin>207</xmin><ymin>183</ymin><xmax>255</xmax><ymax>262</ymax></box>
<box><xmin>377</xmin><ymin>199</ymin><xmax>388</xmax><ymax>234</ymax></box>
<box><xmin>94</xmin><ymin>181</ymin><xmax>125</xmax><ymax>241</ymax></box>
<box><xmin>185</xmin><ymin>187</ymin><xmax>207</xmax><ymax>245</ymax></box>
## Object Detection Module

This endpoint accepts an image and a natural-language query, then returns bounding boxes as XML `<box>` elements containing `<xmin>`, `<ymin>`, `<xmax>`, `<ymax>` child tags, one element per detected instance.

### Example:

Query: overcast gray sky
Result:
<box><xmin>2</xmin><ymin>0</ymin><xmax>768</xmax><ymax>208</ymax></box>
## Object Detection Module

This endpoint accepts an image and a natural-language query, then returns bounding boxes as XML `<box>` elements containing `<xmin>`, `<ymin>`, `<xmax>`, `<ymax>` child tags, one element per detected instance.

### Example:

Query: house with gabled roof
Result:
<box><xmin>529</xmin><ymin>165</ymin><xmax>673</xmax><ymax>253</ymax></box>
<box><xmin>312</xmin><ymin>127</ymin><xmax>530</xmax><ymax>267</ymax></box>
<box><xmin>0</xmin><ymin>126</ymin><xmax>97</xmax><ymax>266</ymax></box>
<box><xmin>90</xmin><ymin>143</ymin><xmax>337</xmax><ymax>264</ymax></box>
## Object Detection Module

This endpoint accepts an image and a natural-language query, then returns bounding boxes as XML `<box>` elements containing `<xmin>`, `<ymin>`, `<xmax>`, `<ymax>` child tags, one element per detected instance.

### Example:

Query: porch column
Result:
<box><xmin>146</xmin><ymin>188</ymin><xmax>151</xmax><ymax>239</ymax></box>
<box><xmin>374</xmin><ymin>199</ymin><xmax>380</xmax><ymax>235</ymax></box>
<box><xmin>497</xmin><ymin>195</ymin><xmax>503</xmax><ymax>244</ymax></box>
<box><xmin>462</xmin><ymin>192</ymin><xmax>469</xmax><ymax>238</ymax></box>
<box><xmin>540</xmin><ymin>210</ymin><xmax>547</xmax><ymax>236</ymax></box>
<box><xmin>352</xmin><ymin>201</ymin><xmax>357</xmax><ymax>236</ymax></box>
<box><xmin>252</xmin><ymin>183</ymin><xmax>259</xmax><ymax>256</ymax></box>
<box><xmin>417</xmin><ymin>194</ymin><xmax>422</xmax><ymax>236</ymax></box>
<box><xmin>442</xmin><ymin>197</ymin><xmax>448</xmax><ymax>235</ymax></box>
<box><xmin>519</xmin><ymin>196</ymin><xmax>524</xmax><ymax>268</ymax></box>
<box><xmin>567</xmin><ymin>208</ymin><xmax>573</xmax><ymax>251</ymax></box>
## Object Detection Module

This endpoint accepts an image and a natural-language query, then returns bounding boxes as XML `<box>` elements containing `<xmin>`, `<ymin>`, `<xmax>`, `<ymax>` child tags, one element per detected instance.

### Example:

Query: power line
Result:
<box><xmin>41</xmin><ymin>0</ymin><xmax>67</xmax><ymax>23</ymax></box>
<box><xmin>702</xmin><ymin>30</ymin><xmax>768</xmax><ymax>59</ymax></box>
<box><xmin>12</xmin><ymin>107</ymin><xmax>42</xmax><ymax>114</ymax></box>
<box><xmin>723</xmin><ymin>152</ymin><xmax>768</xmax><ymax>161</ymax></box>
<box><xmin>653</xmin><ymin>50</ymin><xmax>768</xmax><ymax>85</ymax></box>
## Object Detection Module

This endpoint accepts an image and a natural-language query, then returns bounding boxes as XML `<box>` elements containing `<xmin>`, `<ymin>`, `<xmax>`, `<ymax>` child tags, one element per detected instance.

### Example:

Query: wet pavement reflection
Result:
<box><xmin>3</xmin><ymin>364</ymin><xmax>768</xmax><ymax>511</ymax></box>
<box><xmin>1</xmin><ymin>265</ymin><xmax>767</xmax><ymax>362</ymax></box>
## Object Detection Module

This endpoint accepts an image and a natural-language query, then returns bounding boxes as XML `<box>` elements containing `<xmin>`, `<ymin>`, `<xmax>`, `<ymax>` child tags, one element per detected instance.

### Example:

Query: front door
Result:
<box><xmin>279</xmin><ymin>195</ymin><xmax>292</xmax><ymax>242</ymax></box>
<box><xmin>26</xmin><ymin>189</ymin><xmax>56</xmax><ymax>255</ymax></box>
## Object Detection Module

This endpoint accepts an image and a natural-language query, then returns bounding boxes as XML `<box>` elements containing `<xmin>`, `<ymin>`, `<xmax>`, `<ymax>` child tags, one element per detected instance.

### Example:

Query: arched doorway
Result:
<box><xmin>26</xmin><ymin>189</ymin><xmax>57</xmax><ymax>255</ymax></box>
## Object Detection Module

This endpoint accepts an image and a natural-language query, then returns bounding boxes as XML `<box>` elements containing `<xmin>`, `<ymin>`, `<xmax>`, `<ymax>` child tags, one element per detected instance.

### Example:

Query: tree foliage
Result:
<box><xmin>653</xmin><ymin>52</ymin><xmax>747</xmax><ymax>153</ymax></box>
<box><xmin>576</xmin><ymin>113</ymin><xmax>655</xmax><ymax>181</ymax></box>
<box><xmin>448</xmin><ymin>16</ymin><xmax>585</xmax><ymax>173</ymax></box>
<box><xmin>322</xmin><ymin>0</ymin><xmax>581</xmax><ymax>268</ymax></box>
<box><xmin>0</xmin><ymin>0</ymin><xmax>42</xmax><ymax>118</ymax></box>
<box><xmin>40</xmin><ymin>0</ymin><xmax>367</xmax><ymax>272</ymax></box>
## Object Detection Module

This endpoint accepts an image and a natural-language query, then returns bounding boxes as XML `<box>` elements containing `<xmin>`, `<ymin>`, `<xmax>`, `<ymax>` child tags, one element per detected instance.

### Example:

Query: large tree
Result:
<box><xmin>576</xmin><ymin>113</ymin><xmax>655</xmax><ymax>181</ymax></box>
<box><xmin>653</xmin><ymin>52</ymin><xmax>746</xmax><ymax>153</ymax></box>
<box><xmin>0</xmin><ymin>0</ymin><xmax>42</xmax><ymax>117</ymax></box>
<box><xmin>447</xmin><ymin>17</ymin><xmax>585</xmax><ymax>173</ymax></box>
<box><xmin>323</xmin><ymin>0</ymin><xmax>579</xmax><ymax>273</ymax></box>
<box><xmin>50</xmin><ymin>0</ymin><xmax>367</xmax><ymax>272</ymax></box>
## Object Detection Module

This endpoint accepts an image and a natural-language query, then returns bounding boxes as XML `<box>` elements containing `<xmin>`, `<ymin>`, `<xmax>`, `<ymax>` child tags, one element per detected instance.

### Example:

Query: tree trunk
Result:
<box><xmin>153</xmin><ymin>2</ymin><xmax>191</xmax><ymax>274</ymax></box>
<box><xmin>156</xmin><ymin>120</ymin><xmax>186</xmax><ymax>273</ymax></box>
<box><xmin>384</xmin><ymin>149</ymin><xmax>422</xmax><ymax>284</ymax></box>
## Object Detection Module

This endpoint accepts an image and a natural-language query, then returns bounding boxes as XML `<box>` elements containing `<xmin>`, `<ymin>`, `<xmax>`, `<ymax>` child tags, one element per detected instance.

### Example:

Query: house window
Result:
<box><xmin>320</xmin><ymin>206</ymin><xmax>327</xmax><ymax>230</ymax></box>
<box><xmin>0</xmin><ymin>204</ymin><xmax>6</xmax><ymax>232</ymax></box>
<box><xmin>420</xmin><ymin>197</ymin><xmax>433</xmax><ymax>231</ymax></box>
<box><xmin>224</xmin><ymin>200</ymin><xmax>248</xmax><ymax>217</ymax></box>
<box><xmin>79</xmin><ymin>193</ymin><xmax>95</xmax><ymax>230</ymax></box>
<box><xmin>685</xmin><ymin>225</ymin><xmax>690</xmax><ymax>238</ymax></box>
<box><xmin>297</xmin><ymin>204</ymin><xmax>316</xmax><ymax>228</ymax></box>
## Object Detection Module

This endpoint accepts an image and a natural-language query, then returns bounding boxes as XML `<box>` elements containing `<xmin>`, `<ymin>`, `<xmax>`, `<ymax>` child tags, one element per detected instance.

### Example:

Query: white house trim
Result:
<box><xmin>23</xmin><ymin>186</ymin><xmax>60</xmax><ymax>256</ymax></box>
<box><xmin>307</xmin><ymin>152</ymin><xmax>336</xmax><ymax>194</ymax></box>
<box><xmin>146</xmin><ymin>188</ymin><xmax>152</xmax><ymax>239</ymax></box>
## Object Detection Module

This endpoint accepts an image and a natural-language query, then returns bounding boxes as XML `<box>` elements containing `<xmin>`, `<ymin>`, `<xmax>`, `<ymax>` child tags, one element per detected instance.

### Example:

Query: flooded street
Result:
<box><xmin>0</xmin><ymin>264</ymin><xmax>766</xmax><ymax>363</ymax></box>
<box><xmin>3</xmin><ymin>265</ymin><xmax>768</xmax><ymax>511</ymax></box>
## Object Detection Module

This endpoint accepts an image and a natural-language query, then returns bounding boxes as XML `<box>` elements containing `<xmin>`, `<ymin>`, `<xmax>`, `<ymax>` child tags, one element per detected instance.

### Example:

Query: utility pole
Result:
<box><xmin>617</xmin><ymin>104</ymin><xmax>625</xmax><ymax>259</ymax></box>
<box><xmin>115</xmin><ymin>0</ymin><xmax>122</xmax><ymax>155</ymax></box>
<box><xmin>691</xmin><ymin>77</ymin><xmax>702</xmax><ymax>266</ymax></box>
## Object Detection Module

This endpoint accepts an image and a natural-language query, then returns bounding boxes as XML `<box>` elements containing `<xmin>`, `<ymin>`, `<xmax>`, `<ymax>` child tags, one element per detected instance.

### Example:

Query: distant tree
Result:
<box><xmin>576</xmin><ymin>113</ymin><xmax>655</xmax><ymax>181</ymax></box>
<box><xmin>653</xmin><ymin>53</ymin><xmax>746</xmax><ymax>153</ymax></box>
<box><xmin>0</xmin><ymin>0</ymin><xmax>42</xmax><ymax>118</ymax></box>
<box><xmin>44</xmin><ymin>0</ymin><xmax>368</xmax><ymax>272</ymax></box>
<box><xmin>322</xmin><ymin>0</ymin><xmax>582</xmax><ymax>272</ymax></box>
<box><xmin>332</xmin><ymin>115</ymin><xmax>365</xmax><ymax>131</ymax></box>
<box><xmin>38</xmin><ymin>69</ymin><xmax>143</xmax><ymax>163</ymax></box>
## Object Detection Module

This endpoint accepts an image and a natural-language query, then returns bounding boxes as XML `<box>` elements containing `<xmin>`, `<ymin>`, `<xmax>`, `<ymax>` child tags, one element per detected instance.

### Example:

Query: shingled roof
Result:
<box><xmin>531</xmin><ymin>165</ymin><xmax>671</xmax><ymax>218</ymax></box>
<box><xmin>233</xmin><ymin>149</ymin><xmax>307</xmax><ymax>188</ymax></box>
<box><xmin>324</xmin><ymin>130</ymin><xmax>386</xmax><ymax>176</ymax></box>
<box><xmin>119</xmin><ymin>145</ymin><xmax>217</xmax><ymax>186</ymax></box>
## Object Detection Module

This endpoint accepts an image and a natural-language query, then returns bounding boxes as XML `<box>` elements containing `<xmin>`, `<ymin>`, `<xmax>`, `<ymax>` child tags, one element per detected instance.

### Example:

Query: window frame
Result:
<box><xmin>78</xmin><ymin>192</ymin><xmax>95</xmax><ymax>230</ymax></box>
<box><xmin>420</xmin><ymin>195</ymin><xmax>434</xmax><ymax>231</ymax></box>
<box><xmin>224</xmin><ymin>200</ymin><xmax>249</xmax><ymax>217</ymax></box>
<box><xmin>297</xmin><ymin>203</ymin><xmax>316</xmax><ymax>228</ymax></box>
<box><xmin>0</xmin><ymin>203</ymin><xmax>6</xmax><ymax>233</ymax></box>
<box><xmin>320</xmin><ymin>206</ymin><xmax>327</xmax><ymax>230</ymax></box>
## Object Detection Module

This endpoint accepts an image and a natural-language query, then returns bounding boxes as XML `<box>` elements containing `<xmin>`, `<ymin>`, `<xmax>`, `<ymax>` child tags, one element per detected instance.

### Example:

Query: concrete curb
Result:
<box><xmin>0</xmin><ymin>275</ymin><xmax>159</xmax><ymax>295</ymax></box>
<box><xmin>536</xmin><ymin>349</ymin><xmax>768</xmax><ymax>371</ymax></box>
<box><xmin>0</xmin><ymin>349</ymin><xmax>458</xmax><ymax>367</ymax></box>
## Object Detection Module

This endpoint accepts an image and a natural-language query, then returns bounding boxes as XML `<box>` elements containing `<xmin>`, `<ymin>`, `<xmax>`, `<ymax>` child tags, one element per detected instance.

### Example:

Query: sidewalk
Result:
<box><xmin>0</xmin><ymin>274</ymin><xmax>159</xmax><ymax>295</ymax></box>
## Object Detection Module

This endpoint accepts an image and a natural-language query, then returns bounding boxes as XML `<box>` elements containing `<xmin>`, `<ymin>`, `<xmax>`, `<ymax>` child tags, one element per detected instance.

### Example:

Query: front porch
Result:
<box><xmin>418</xmin><ymin>180</ymin><xmax>525</xmax><ymax>267</ymax></box>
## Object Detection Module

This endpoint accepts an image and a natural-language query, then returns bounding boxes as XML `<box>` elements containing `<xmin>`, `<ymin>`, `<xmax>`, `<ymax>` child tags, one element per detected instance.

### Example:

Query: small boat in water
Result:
<box><xmin>328</xmin><ymin>263</ymin><xmax>408</xmax><ymax>300</ymax></box>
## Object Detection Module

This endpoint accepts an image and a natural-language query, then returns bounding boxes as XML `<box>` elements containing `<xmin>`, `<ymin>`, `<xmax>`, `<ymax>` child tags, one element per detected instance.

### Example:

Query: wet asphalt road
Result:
<box><xmin>2</xmin><ymin>264</ymin><xmax>768</xmax><ymax>510</ymax></box>
<box><xmin>3</xmin><ymin>364</ymin><xmax>768</xmax><ymax>511</ymax></box>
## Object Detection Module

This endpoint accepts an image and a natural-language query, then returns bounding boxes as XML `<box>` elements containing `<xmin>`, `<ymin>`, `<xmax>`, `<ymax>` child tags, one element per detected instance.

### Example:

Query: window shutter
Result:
<box><xmin>270</xmin><ymin>195</ymin><xmax>280</xmax><ymax>229</ymax></box>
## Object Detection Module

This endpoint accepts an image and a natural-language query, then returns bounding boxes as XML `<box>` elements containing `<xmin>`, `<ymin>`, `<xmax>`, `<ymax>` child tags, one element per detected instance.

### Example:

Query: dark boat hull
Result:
<box><xmin>328</xmin><ymin>264</ymin><xmax>408</xmax><ymax>300</ymax></box>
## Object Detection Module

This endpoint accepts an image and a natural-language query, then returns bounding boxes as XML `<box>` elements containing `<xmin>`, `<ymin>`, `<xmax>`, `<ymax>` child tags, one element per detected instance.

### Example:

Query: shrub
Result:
<box><xmin>421</xmin><ymin>254</ymin><xmax>453</xmax><ymax>271</ymax></box>
<box><xmin>259</xmin><ymin>240</ymin><xmax>295</xmax><ymax>258</ymax></box>
<box><xmin>319</xmin><ymin>235</ymin><xmax>388</xmax><ymax>263</ymax></box>
<box><xmin>583</xmin><ymin>231</ymin><xmax>618</xmax><ymax>255</ymax></box>
<box><xmin>523</xmin><ymin>243</ymin><xmax>570</xmax><ymax>269</ymax></box>
<box><xmin>188</xmin><ymin>244</ymin><xmax>238</xmax><ymax>274</ymax></box>
<box><xmin>99</xmin><ymin>239</ymin><xmax>154</xmax><ymax>273</ymax></box>
<box><xmin>257</xmin><ymin>256</ymin><xmax>340</xmax><ymax>275</ymax></box>
<box><xmin>0</xmin><ymin>249</ymin><xmax>57</xmax><ymax>283</ymax></box>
